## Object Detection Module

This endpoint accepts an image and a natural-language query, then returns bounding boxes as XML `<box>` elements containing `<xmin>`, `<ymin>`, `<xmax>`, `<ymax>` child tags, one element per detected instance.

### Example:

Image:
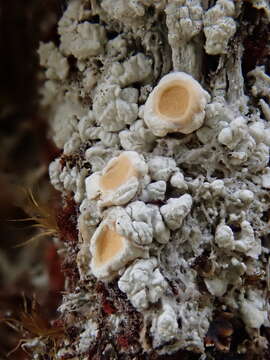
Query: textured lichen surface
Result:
<box><xmin>38</xmin><ymin>0</ymin><xmax>270</xmax><ymax>358</ymax></box>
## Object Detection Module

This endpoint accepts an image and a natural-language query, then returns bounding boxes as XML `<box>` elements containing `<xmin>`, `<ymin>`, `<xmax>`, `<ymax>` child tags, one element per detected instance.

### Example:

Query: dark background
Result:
<box><xmin>0</xmin><ymin>1</ymin><xmax>63</xmax><ymax>358</ymax></box>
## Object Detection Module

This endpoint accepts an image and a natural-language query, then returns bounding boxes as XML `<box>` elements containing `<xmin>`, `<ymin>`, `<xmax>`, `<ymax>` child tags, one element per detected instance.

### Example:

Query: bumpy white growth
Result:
<box><xmin>170</xmin><ymin>171</ymin><xmax>188</xmax><ymax>191</ymax></box>
<box><xmin>106</xmin><ymin>35</ymin><xmax>127</xmax><ymax>61</ymax></box>
<box><xmin>165</xmin><ymin>0</ymin><xmax>203</xmax><ymax>74</ymax></box>
<box><xmin>58</xmin><ymin>292</ymin><xmax>92</xmax><ymax>313</ymax></box>
<box><xmin>49</xmin><ymin>158</ymin><xmax>63</xmax><ymax>192</ymax></box>
<box><xmin>99</xmin><ymin>130</ymin><xmax>120</xmax><ymax>148</ymax></box>
<box><xmin>63</xmin><ymin>132</ymin><xmax>81</xmax><ymax>155</ymax></box>
<box><xmin>101</xmin><ymin>0</ymin><xmax>145</xmax><ymax>22</ymax></box>
<box><xmin>166</xmin><ymin>0</ymin><xmax>203</xmax><ymax>42</ymax></box>
<box><xmin>259</xmin><ymin>99</ymin><xmax>270</xmax><ymax>121</ymax></box>
<box><xmin>78</xmin><ymin>111</ymin><xmax>100</xmax><ymax>142</ymax></box>
<box><xmin>234</xmin><ymin>221</ymin><xmax>261</xmax><ymax>259</ymax></box>
<box><xmin>60</xmin><ymin>166</ymin><xmax>77</xmax><ymax>193</ymax></box>
<box><xmin>210</xmin><ymin>180</ymin><xmax>225</xmax><ymax>196</ymax></box>
<box><xmin>248</xmin><ymin>65</ymin><xmax>270</xmax><ymax>100</ymax></box>
<box><xmin>110</xmin><ymin>53</ymin><xmax>153</xmax><ymax>87</ymax></box>
<box><xmin>118</xmin><ymin>258</ymin><xmax>168</xmax><ymax>311</ymax></box>
<box><xmin>126</xmin><ymin>201</ymin><xmax>154</xmax><ymax>225</ymax></box>
<box><xmin>148</xmin><ymin>156</ymin><xmax>177</xmax><ymax>181</ymax></box>
<box><xmin>38</xmin><ymin>42</ymin><xmax>69</xmax><ymax>80</ymax></box>
<box><xmin>73</xmin><ymin>168</ymin><xmax>88</xmax><ymax>203</ymax></box>
<box><xmin>160</xmin><ymin>194</ymin><xmax>193</xmax><ymax>230</ymax></box>
<box><xmin>124</xmin><ymin>201</ymin><xmax>170</xmax><ymax>244</ymax></box>
<box><xmin>80</xmin><ymin>199</ymin><xmax>101</xmax><ymax>228</ymax></box>
<box><xmin>148</xmin><ymin>204</ymin><xmax>170</xmax><ymax>244</ymax></box>
<box><xmin>240</xmin><ymin>290</ymin><xmax>268</xmax><ymax>329</ymax></box>
<box><xmin>90</xmin><ymin>207</ymin><xmax>148</xmax><ymax>281</ymax></box>
<box><xmin>85</xmin><ymin>145</ymin><xmax>113</xmax><ymax>172</ymax></box>
<box><xmin>203</xmin><ymin>0</ymin><xmax>236</xmax><ymax>55</ymax></box>
<box><xmin>218</xmin><ymin>116</ymin><xmax>248</xmax><ymax>150</ymax></box>
<box><xmin>80</xmin><ymin>115</ymin><xmax>120</xmax><ymax>147</ymax></box>
<box><xmin>249</xmin><ymin>122</ymin><xmax>270</xmax><ymax>146</ymax></box>
<box><xmin>85</xmin><ymin>151</ymin><xmax>148</xmax><ymax>207</ymax></box>
<box><xmin>234</xmin><ymin>190</ymin><xmax>254</xmax><ymax>205</ymax></box>
<box><xmin>120</xmin><ymin>119</ymin><xmax>156</xmax><ymax>152</ymax></box>
<box><xmin>78</xmin><ymin>213</ymin><xmax>94</xmax><ymax>245</ymax></box>
<box><xmin>215</xmin><ymin>224</ymin><xmax>235</xmax><ymax>250</ymax></box>
<box><xmin>52</xmin><ymin>101</ymin><xmax>86</xmax><ymax>149</ymax></box>
<box><xmin>217</xmin><ymin>116</ymin><xmax>266</xmax><ymax>166</ymax></box>
<box><xmin>144</xmin><ymin>72</ymin><xmax>210</xmax><ymax>136</ymax></box>
<box><xmin>93</xmin><ymin>84</ymin><xmax>138</xmax><ymax>132</ymax></box>
<box><xmin>248</xmin><ymin>66</ymin><xmax>270</xmax><ymax>121</ymax></box>
<box><xmin>116</xmin><ymin>202</ymin><xmax>154</xmax><ymax>246</ymax></box>
<box><xmin>39</xmin><ymin>0</ymin><xmax>270</xmax><ymax>355</ymax></box>
<box><xmin>151</xmin><ymin>301</ymin><xmax>179</xmax><ymax>347</ymax></box>
<box><xmin>204</xmin><ymin>276</ymin><xmax>229</xmax><ymax>297</ymax></box>
<box><xmin>59</xmin><ymin>3</ymin><xmax>107</xmax><ymax>60</ymax></box>
<box><xmin>140</xmin><ymin>181</ymin><xmax>166</xmax><ymax>202</ymax></box>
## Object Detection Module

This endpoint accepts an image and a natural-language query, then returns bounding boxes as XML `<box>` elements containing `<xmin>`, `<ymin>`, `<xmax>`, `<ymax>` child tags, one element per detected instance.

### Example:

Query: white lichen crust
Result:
<box><xmin>203</xmin><ymin>0</ymin><xmax>236</xmax><ymax>55</ymax></box>
<box><xmin>39</xmin><ymin>0</ymin><xmax>270</xmax><ymax>357</ymax></box>
<box><xmin>118</xmin><ymin>258</ymin><xmax>168</xmax><ymax>311</ymax></box>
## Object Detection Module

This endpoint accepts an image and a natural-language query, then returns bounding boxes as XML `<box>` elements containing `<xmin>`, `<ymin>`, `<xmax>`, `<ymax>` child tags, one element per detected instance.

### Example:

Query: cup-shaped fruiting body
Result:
<box><xmin>143</xmin><ymin>72</ymin><xmax>210</xmax><ymax>137</ymax></box>
<box><xmin>85</xmin><ymin>151</ymin><xmax>148</xmax><ymax>207</ymax></box>
<box><xmin>90</xmin><ymin>209</ymin><xmax>148</xmax><ymax>280</ymax></box>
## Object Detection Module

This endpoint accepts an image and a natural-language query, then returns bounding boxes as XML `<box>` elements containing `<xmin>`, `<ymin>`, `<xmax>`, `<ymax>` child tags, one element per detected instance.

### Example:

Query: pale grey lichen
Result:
<box><xmin>234</xmin><ymin>221</ymin><xmax>261</xmax><ymax>259</ymax></box>
<box><xmin>165</xmin><ymin>0</ymin><xmax>203</xmax><ymax>76</ymax></box>
<box><xmin>215</xmin><ymin>223</ymin><xmax>235</xmax><ymax>250</ymax></box>
<box><xmin>110</xmin><ymin>53</ymin><xmax>153</xmax><ymax>87</ymax></box>
<box><xmin>119</xmin><ymin>119</ymin><xmax>156</xmax><ymax>152</ymax></box>
<box><xmin>93</xmin><ymin>83</ymin><xmax>139</xmax><ymax>132</ymax></box>
<box><xmin>38</xmin><ymin>0</ymin><xmax>270</xmax><ymax>357</ymax></box>
<box><xmin>49</xmin><ymin>158</ymin><xmax>64</xmax><ymax>192</ymax></box>
<box><xmin>38</xmin><ymin>42</ymin><xmax>69</xmax><ymax>80</ymax></box>
<box><xmin>217</xmin><ymin>115</ymin><xmax>270</xmax><ymax>169</ymax></box>
<box><xmin>240</xmin><ymin>289</ymin><xmax>269</xmax><ymax>329</ymax></box>
<box><xmin>140</xmin><ymin>180</ymin><xmax>166</xmax><ymax>202</ymax></box>
<box><xmin>148</xmin><ymin>156</ymin><xmax>177</xmax><ymax>181</ymax></box>
<box><xmin>118</xmin><ymin>258</ymin><xmax>168</xmax><ymax>311</ymax></box>
<box><xmin>147</xmin><ymin>204</ymin><xmax>170</xmax><ymax>244</ymax></box>
<box><xmin>51</xmin><ymin>101</ymin><xmax>86</xmax><ymax>149</ymax></box>
<box><xmin>248</xmin><ymin>66</ymin><xmax>270</xmax><ymax>121</ymax></box>
<box><xmin>151</xmin><ymin>301</ymin><xmax>179</xmax><ymax>348</ymax></box>
<box><xmin>248</xmin><ymin>66</ymin><xmax>270</xmax><ymax>100</ymax></box>
<box><xmin>203</xmin><ymin>0</ymin><xmax>236</xmax><ymax>55</ymax></box>
<box><xmin>160</xmin><ymin>194</ymin><xmax>192</xmax><ymax>230</ymax></box>
<box><xmin>85</xmin><ymin>144</ymin><xmax>114</xmax><ymax>172</ymax></box>
<box><xmin>59</xmin><ymin>3</ymin><xmax>107</xmax><ymax>60</ymax></box>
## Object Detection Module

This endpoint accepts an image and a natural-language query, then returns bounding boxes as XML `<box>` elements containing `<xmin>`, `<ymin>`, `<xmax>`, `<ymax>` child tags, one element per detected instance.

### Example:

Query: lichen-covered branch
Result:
<box><xmin>36</xmin><ymin>0</ymin><xmax>270</xmax><ymax>358</ymax></box>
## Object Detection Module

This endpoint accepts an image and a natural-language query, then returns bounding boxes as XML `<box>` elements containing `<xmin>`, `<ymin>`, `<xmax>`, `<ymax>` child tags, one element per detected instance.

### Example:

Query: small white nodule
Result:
<box><xmin>144</xmin><ymin>72</ymin><xmax>210</xmax><ymax>137</ymax></box>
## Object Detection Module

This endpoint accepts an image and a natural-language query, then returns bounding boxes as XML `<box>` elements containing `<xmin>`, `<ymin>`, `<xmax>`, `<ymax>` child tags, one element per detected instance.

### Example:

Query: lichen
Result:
<box><xmin>37</xmin><ymin>0</ymin><xmax>270</xmax><ymax>358</ymax></box>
